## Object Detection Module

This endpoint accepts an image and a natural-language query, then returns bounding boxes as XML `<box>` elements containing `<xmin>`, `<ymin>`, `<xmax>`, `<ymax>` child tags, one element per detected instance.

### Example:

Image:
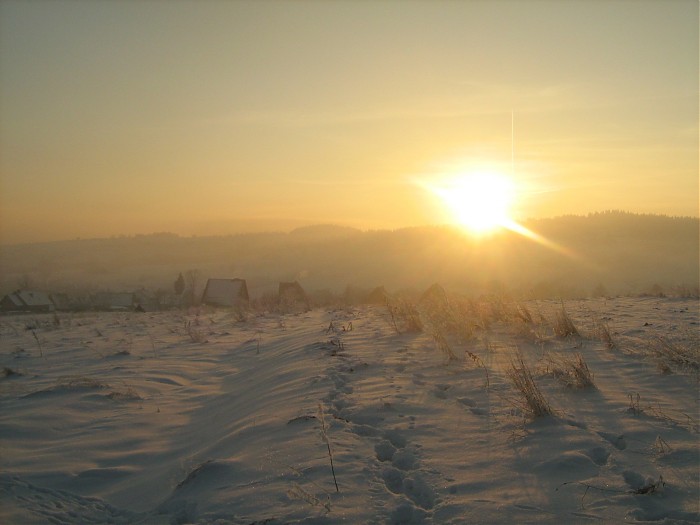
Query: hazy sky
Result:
<box><xmin>1</xmin><ymin>0</ymin><xmax>697</xmax><ymax>244</ymax></box>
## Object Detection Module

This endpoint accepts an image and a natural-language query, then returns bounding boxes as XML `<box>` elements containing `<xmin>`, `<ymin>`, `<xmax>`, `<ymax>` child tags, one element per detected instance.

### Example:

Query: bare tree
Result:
<box><xmin>174</xmin><ymin>273</ymin><xmax>185</xmax><ymax>296</ymax></box>
<box><xmin>184</xmin><ymin>269</ymin><xmax>203</xmax><ymax>307</ymax></box>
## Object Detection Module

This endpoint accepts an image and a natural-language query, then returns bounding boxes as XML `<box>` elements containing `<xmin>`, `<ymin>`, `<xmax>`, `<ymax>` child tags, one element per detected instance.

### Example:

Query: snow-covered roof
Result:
<box><xmin>16</xmin><ymin>290</ymin><xmax>53</xmax><ymax>306</ymax></box>
<box><xmin>0</xmin><ymin>290</ymin><xmax>55</xmax><ymax>311</ymax></box>
<box><xmin>201</xmin><ymin>279</ymin><xmax>249</xmax><ymax>307</ymax></box>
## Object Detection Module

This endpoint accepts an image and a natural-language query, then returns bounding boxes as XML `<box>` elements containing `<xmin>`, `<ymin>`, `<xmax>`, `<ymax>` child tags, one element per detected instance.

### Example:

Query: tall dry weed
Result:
<box><xmin>506</xmin><ymin>352</ymin><xmax>553</xmax><ymax>418</ymax></box>
<box><xmin>592</xmin><ymin>319</ymin><xmax>616</xmax><ymax>350</ymax></box>
<box><xmin>421</xmin><ymin>293</ymin><xmax>477</xmax><ymax>344</ymax></box>
<box><xmin>547</xmin><ymin>353</ymin><xmax>595</xmax><ymax>389</ymax></box>
<box><xmin>647</xmin><ymin>334</ymin><xmax>699</xmax><ymax>379</ymax></box>
<box><xmin>553</xmin><ymin>303</ymin><xmax>579</xmax><ymax>338</ymax></box>
<box><xmin>387</xmin><ymin>299</ymin><xmax>423</xmax><ymax>334</ymax></box>
<box><xmin>431</xmin><ymin>328</ymin><xmax>458</xmax><ymax>362</ymax></box>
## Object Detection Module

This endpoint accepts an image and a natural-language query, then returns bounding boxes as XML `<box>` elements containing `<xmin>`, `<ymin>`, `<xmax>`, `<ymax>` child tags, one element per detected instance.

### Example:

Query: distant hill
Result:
<box><xmin>289</xmin><ymin>224</ymin><xmax>362</xmax><ymax>239</ymax></box>
<box><xmin>0</xmin><ymin>213</ymin><xmax>697</xmax><ymax>298</ymax></box>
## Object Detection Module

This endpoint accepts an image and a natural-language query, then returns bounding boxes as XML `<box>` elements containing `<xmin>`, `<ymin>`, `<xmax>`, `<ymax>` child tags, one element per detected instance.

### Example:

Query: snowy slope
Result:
<box><xmin>1</xmin><ymin>297</ymin><xmax>698</xmax><ymax>524</ymax></box>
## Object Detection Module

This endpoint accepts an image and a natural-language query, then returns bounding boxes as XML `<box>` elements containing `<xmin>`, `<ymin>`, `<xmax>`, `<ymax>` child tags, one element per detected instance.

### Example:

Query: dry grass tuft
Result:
<box><xmin>465</xmin><ymin>347</ymin><xmax>490</xmax><ymax>388</ymax></box>
<box><xmin>547</xmin><ymin>353</ymin><xmax>595</xmax><ymax>389</ymax></box>
<box><xmin>593</xmin><ymin>319</ymin><xmax>616</xmax><ymax>350</ymax></box>
<box><xmin>387</xmin><ymin>299</ymin><xmax>423</xmax><ymax>334</ymax></box>
<box><xmin>511</xmin><ymin>301</ymin><xmax>534</xmax><ymax>325</ymax></box>
<box><xmin>506</xmin><ymin>352</ymin><xmax>553</xmax><ymax>418</ymax></box>
<box><xmin>419</xmin><ymin>286</ymin><xmax>479</xmax><ymax>343</ymax></box>
<box><xmin>626</xmin><ymin>393</ymin><xmax>699</xmax><ymax>432</ymax></box>
<box><xmin>511</xmin><ymin>315</ymin><xmax>548</xmax><ymax>346</ymax></box>
<box><xmin>647</xmin><ymin>334</ymin><xmax>699</xmax><ymax>379</ymax></box>
<box><xmin>185</xmin><ymin>320</ymin><xmax>208</xmax><ymax>343</ymax></box>
<box><xmin>107</xmin><ymin>387</ymin><xmax>142</xmax><ymax>401</ymax></box>
<box><xmin>552</xmin><ymin>303</ymin><xmax>579</xmax><ymax>338</ymax></box>
<box><xmin>431</xmin><ymin>329</ymin><xmax>458</xmax><ymax>362</ymax></box>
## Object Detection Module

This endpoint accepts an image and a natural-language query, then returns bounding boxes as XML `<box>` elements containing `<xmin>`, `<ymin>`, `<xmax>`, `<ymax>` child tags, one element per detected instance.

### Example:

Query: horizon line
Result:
<box><xmin>1</xmin><ymin>210</ymin><xmax>698</xmax><ymax>247</ymax></box>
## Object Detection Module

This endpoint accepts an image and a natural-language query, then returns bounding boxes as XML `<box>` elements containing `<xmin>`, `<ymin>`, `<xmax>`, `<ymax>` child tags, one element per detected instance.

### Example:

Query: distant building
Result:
<box><xmin>278</xmin><ymin>281</ymin><xmax>310</xmax><ymax>311</ymax></box>
<box><xmin>201</xmin><ymin>278</ymin><xmax>249</xmax><ymax>307</ymax></box>
<box><xmin>49</xmin><ymin>293</ymin><xmax>72</xmax><ymax>311</ymax></box>
<box><xmin>0</xmin><ymin>290</ymin><xmax>55</xmax><ymax>313</ymax></box>
<box><xmin>91</xmin><ymin>292</ymin><xmax>135</xmax><ymax>311</ymax></box>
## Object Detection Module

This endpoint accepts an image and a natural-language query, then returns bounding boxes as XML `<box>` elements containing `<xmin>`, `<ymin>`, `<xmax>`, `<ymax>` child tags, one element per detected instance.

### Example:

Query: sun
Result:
<box><xmin>431</xmin><ymin>172</ymin><xmax>515</xmax><ymax>234</ymax></box>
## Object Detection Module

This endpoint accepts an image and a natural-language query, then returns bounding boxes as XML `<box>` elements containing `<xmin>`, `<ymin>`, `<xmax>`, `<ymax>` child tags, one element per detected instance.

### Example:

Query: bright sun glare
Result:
<box><xmin>432</xmin><ymin>172</ymin><xmax>515</xmax><ymax>234</ymax></box>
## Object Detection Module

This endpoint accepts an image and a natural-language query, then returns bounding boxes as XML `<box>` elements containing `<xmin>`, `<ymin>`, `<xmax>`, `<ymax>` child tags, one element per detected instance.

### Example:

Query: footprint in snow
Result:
<box><xmin>390</xmin><ymin>500</ymin><xmax>429</xmax><ymax>524</ymax></box>
<box><xmin>375</xmin><ymin>440</ymin><xmax>397</xmax><ymax>462</ymax></box>
<box><xmin>383</xmin><ymin>429</ymin><xmax>407</xmax><ymax>449</ymax></box>
<box><xmin>598</xmin><ymin>431</ymin><xmax>627</xmax><ymax>450</ymax></box>
<box><xmin>392</xmin><ymin>449</ymin><xmax>419</xmax><ymax>471</ymax></box>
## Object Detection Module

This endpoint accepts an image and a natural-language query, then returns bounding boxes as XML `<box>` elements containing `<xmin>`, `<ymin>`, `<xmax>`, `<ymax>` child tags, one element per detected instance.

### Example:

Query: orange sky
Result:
<box><xmin>0</xmin><ymin>0</ymin><xmax>697</xmax><ymax>244</ymax></box>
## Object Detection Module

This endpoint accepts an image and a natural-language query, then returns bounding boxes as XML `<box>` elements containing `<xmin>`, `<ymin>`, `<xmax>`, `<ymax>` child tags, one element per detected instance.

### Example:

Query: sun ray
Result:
<box><xmin>418</xmin><ymin>165</ymin><xmax>595</xmax><ymax>267</ymax></box>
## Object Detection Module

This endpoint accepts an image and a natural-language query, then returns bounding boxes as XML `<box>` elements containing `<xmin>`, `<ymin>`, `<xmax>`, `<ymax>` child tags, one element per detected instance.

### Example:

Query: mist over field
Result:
<box><xmin>1</xmin><ymin>212</ymin><xmax>697</xmax><ymax>301</ymax></box>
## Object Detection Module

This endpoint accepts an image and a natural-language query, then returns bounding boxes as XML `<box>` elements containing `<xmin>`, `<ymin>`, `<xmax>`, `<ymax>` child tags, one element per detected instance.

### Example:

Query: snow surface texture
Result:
<box><xmin>0</xmin><ymin>297</ymin><xmax>698</xmax><ymax>524</ymax></box>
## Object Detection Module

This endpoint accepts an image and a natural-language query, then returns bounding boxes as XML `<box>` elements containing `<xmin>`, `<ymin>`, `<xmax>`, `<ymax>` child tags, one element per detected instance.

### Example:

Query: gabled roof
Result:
<box><xmin>1</xmin><ymin>290</ymin><xmax>55</xmax><ymax>311</ymax></box>
<box><xmin>201</xmin><ymin>278</ymin><xmax>249</xmax><ymax>307</ymax></box>
<box><xmin>3</xmin><ymin>293</ymin><xmax>24</xmax><ymax>307</ymax></box>
<box><xmin>279</xmin><ymin>281</ymin><xmax>307</xmax><ymax>300</ymax></box>
<box><xmin>16</xmin><ymin>290</ymin><xmax>53</xmax><ymax>306</ymax></box>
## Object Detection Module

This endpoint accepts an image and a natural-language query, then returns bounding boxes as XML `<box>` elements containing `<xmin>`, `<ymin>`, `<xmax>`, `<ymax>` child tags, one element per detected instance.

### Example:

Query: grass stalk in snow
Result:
<box><xmin>287</xmin><ymin>483</ymin><xmax>331</xmax><ymax>513</ymax></box>
<box><xmin>465</xmin><ymin>347</ymin><xmax>490</xmax><ymax>388</ymax></box>
<box><xmin>592</xmin><ymin>319</ymin><xmax>616</xmax><ymax>350</ymax></box>
<box><xmin>386</xmin><ymin>299</ymin><xmax>423</xmax><ymax>334</ymax></box>
<box><xmin>318</xmin><ymin>404</ymin><xmax>339</xmax><ymax>493</ymax></box>
<box><xmin>431</xmin><ymin>329</ymin><xmax>458</xmax><ymax>362</ymax></box>
<box><xmin>547</xmin><ymin>353</ymin><xmax>595</xmax><ymax>389</ymax></box>
<box><xmin>506</xmin><ymin>352</ymin><xmax>552</xmax><ymax>418</ymax></box>
<box><xmin>30</xmin><ymin>329</ymin><xmax>43</xmax><ymax>357</ymax></box>
<box><xmin>647</xmin><ymin>334</ymin><xmax>699</xmax><ymax>378</ymax></box>
<box><xmin>185</xmin><ymin>320</ymin><xmax>208</xmax><ymax>343</ymax></box>
<box><xmin>553</xmin><ymin>302</ymin><xmax>579</xmax><ymax>338</ymax></box>
<box><xmin>512</xmin><ymin>301</ymin><xmax>534</xmax><ymax>324</ymax></box>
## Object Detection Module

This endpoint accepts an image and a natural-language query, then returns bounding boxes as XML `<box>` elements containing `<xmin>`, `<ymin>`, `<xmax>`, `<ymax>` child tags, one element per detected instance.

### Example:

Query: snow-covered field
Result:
<box><xmin>1</xmin><ymin>296</ymin><xmax>698</xmax><ymax>524</ymax></box>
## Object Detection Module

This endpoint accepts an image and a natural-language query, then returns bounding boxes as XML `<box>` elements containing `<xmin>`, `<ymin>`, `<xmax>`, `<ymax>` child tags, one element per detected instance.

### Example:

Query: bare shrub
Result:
<box><xmin>506</xmin><ymin>352</ymin><xmax>553</xmax><ymax>418</ymax></box>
